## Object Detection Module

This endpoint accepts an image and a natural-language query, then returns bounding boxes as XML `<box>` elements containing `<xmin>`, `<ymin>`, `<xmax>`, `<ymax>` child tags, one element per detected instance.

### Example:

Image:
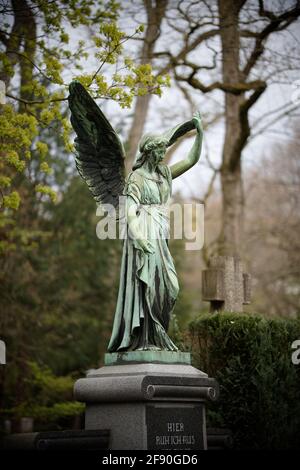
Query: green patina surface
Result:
<box><xmin>69</xmin><ymin>81</ymin><xmax>203</xmax><ymax>359</ymax></box>
<box><xmin>104</xmin><ymin>351</ymin><xmax>191</xmax><ymax>366</ymax></box>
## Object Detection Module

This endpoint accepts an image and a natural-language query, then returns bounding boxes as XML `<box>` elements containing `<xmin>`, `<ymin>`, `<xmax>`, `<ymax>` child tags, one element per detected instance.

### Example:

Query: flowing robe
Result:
<box><xmin>107</xmin><ymin>165</ymin><xmax>179</xmax><ymax>352</ymax></box>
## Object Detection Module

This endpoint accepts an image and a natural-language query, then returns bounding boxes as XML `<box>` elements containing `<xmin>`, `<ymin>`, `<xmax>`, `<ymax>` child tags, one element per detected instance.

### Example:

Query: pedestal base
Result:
<box><xmin>104</xmin><ymin>350</ymin><xmax>191</xmax><ymax>366</ymax></box>
<box><xmin>74</xmin><ymin>360</ymin><xmax>218</xmax><ymax>450</ymax></box>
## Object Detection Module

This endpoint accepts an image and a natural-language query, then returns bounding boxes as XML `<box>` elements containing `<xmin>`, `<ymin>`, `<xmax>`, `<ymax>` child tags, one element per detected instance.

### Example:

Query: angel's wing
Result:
<box><xmin>68</xmin><ymin>81</ymin><xmax>125</xmax><ymax>211</ymax></box>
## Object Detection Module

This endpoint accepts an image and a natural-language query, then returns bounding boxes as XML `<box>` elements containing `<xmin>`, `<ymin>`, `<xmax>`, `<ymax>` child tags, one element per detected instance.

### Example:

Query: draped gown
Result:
<box><xmin>107</xmin><ymin>164</ymin><xmax>179</xmax><ymax>352</ymax></box>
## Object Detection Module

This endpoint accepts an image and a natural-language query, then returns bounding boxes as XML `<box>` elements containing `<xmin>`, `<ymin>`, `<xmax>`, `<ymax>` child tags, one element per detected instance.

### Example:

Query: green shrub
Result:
<box><xmin>1</xmin><ymin>361</ymin><xmax>84</xmax><ymax>428</ymax></box>
<box><xmin>189</xmin><ymin>313</ymin><xmax>300</xmax><ymax>449</ymax></box>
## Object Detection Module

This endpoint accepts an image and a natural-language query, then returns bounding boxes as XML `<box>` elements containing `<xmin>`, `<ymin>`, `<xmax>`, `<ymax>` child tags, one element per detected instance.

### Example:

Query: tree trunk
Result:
<box><xmin>0</xmin><ymin>0</ymin><xmax>36</xmax><ymax>105</ymax></box>
<box><xmin>0</xmin><ymin>0</ymin><xmax>25</xmax><ymax>88</ymax></box>
<box><xmin>220</xmin><ymin>164</ymin><xmax>244</xmax><ymax>256</ymax></box>
<box><xmin>1</xmin><ymin>0</ymin><xmax>36</xmax><ymax>407</ymax></box>
<box><xmin>19</xmin><ymin>1</ymin><xmax>37</xmax><ymax>112</ymax></box>
<box><xmin>126</xmin><ymin>0</ymin><xmax>168</xmax><ymax>170</ymax></box>
<box><xmin>218</xmin><ymin>0</ymin><xmax>246</xmax><ymax>256</ymax></box>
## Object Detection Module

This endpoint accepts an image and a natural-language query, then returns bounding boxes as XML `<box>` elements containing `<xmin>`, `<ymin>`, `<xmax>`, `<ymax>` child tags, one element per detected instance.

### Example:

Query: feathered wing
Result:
<box><xmin>68</xmin><ymin>81</ymin><xmax>125</xmax><ymax>212</ymax></box>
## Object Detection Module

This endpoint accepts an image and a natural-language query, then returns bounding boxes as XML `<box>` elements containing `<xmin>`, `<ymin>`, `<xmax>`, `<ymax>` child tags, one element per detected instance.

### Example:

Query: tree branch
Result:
<box><xmin>250</xmin><ymin>102</ymin><xmax>300</xmax><ymax>140</ymax></box>
<box><xmin>175</xmin><ymin>72</ymin><xmax>266</xmax><ymax>95</ymax></box>
<box><xmin>243</xmin><ymin>1</ymin><xmax>300</xmax><ymax>77</ymax></box>
<box><xmin>6</xmin><ymin>50</ymin><xmax>52</xmax><ymax>82</ymax></box>
<box><xmin>6</xmin><ymin>93</ymin><xmax>67</xmax><ymax>105</ymax></box>
<box><xmin>157</xmin><ymin>28</ymin><xmax>219</xmax><ymax>76</ymax></box>
<box><xmin>240</xmin><ymin>81</ymin><xmax>267</xmax><ymax>113</ymax></box>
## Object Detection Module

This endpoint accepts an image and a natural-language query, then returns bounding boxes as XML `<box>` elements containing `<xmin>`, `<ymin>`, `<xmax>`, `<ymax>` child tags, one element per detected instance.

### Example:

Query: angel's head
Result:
<box><xmin>133</xmin><ymin>134</ymin><xmax>169</xmax><ymax>170</ymax></box>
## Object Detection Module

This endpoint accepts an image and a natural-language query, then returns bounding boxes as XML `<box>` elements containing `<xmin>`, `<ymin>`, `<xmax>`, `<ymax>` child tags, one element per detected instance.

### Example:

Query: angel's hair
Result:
<box><xmin>132</xmin><ymin>133</ymin><xmax>169</xmax><ymax>170</ymax></box>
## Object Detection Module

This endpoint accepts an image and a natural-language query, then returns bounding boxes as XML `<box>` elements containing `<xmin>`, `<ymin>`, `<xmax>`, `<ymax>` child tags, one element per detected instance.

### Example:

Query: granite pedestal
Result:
<box><xmin>74</xmin><ymin>352</ymin><xmax>218</xmax><ymax>450</ymax></box>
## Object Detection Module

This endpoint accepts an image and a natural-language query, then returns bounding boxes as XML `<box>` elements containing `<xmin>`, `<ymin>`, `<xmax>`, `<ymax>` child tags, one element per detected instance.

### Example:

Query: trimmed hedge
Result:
<box><xmin>189</xmin><ymin>313</ymin><xmax>300</xmax><ymax>449</ymax></box>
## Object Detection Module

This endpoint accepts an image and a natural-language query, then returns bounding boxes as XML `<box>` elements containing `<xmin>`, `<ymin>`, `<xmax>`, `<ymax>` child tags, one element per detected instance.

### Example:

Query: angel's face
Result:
<box><xmin>153</xmin><ymin>143</ymin><xmax>167</xmax><ymax>163</ymax></box>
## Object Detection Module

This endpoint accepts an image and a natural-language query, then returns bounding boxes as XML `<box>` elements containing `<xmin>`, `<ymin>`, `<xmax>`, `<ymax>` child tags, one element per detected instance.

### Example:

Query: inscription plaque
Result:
<box><xmin>146</xmin><ymin>403</ymin><xmax>205</xmax><ymax>450</ymax></box>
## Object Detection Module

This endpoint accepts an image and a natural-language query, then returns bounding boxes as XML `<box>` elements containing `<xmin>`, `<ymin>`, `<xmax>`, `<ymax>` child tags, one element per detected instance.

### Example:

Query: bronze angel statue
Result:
<box><xmin>68</xmin><ymin>81</ymin><xmax>203</xmax><ymax>353</ymax></box>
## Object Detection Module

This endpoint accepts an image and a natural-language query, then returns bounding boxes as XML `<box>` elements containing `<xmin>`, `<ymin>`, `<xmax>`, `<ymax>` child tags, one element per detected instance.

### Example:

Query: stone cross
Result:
<box><xmin>202</xmin><ymin>256</ymin><xmax>251</xmax><ymax>312</ymax></box>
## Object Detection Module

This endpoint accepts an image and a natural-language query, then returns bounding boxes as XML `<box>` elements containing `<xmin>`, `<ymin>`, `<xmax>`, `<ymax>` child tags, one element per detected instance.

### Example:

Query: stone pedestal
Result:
<box><xmin>74</xmin><ymin>353</ymin><xmax>218</xmax><ymax>450</ymax></box>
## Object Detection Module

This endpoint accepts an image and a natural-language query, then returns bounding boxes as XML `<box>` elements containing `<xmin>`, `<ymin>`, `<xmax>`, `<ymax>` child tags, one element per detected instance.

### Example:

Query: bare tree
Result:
<box><xmin>129</xmin><ymin>0</ymin><xmax>300</xmax><ymax>256</ymax></box>
<box><xmin>164</xmin><ymin>0</ymin><xmax>300</xmax><ymax>256</ymax></box>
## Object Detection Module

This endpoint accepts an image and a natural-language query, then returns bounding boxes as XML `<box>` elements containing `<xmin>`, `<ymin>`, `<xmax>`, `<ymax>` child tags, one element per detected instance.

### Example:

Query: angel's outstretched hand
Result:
<box><xmin>192</xmin><ymin>111</ymin><xmax>203</xmax><ymax>135</ymax></box>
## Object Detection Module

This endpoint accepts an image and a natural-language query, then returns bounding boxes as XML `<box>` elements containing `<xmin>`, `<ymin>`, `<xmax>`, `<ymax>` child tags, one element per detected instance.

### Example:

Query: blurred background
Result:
<box><xmin>0</xmin><ymin>0</ymin><xmax>299</xmax><ymax>443</ymax></box>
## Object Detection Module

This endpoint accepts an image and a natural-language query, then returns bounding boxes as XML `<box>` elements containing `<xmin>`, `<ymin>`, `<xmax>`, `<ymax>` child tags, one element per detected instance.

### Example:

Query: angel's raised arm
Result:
<box><xmin>168</xmin><ymin>112</ymin><xmax>203</xmax><ymax>180</ymax></box>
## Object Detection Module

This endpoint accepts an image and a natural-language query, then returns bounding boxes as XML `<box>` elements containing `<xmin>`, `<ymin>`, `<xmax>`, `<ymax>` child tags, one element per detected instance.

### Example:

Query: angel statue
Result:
<box><xmin>68</xmin><ymin>81</ymin><xmax>203</xmax><ymax>353</ymax></box>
